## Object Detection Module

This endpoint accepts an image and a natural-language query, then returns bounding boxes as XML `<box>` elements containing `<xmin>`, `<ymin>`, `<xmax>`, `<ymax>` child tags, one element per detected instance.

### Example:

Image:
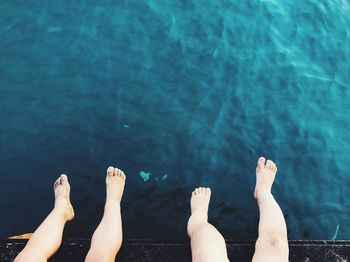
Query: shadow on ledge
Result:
<box><xmin>1</xmin><ymin>239</ymin><xmax>350</xmax><ymax>261</ymax></box>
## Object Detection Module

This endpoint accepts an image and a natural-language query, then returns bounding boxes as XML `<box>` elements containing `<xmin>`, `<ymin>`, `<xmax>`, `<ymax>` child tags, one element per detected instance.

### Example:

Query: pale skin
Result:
<box><xmin>85</xmin><ymin>166</ymin><xmax>126</xmax><ymax>262</ymax></box>
<box><xmin>14</xmin><ymin>159</ymin><xmax>287</xmax><ymax>262</ymax></box>
<box><xmin>14</xmin><ymin>167</ymin><xmax>126</xmax><ymax>262</ymax></box>
<box><xmin>188</xmin><ymin>157</ymin><xmax>289</xmax><ymax>262</ymax></box>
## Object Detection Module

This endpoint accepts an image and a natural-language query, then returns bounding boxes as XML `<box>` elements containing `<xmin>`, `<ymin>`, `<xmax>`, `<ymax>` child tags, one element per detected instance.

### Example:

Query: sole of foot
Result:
<box><xmin>187</xmin><ymin>187</ymin><xmax>211</xmax><ymax>237</ymax></box>
<box><xmin>106</xmin><ymin>166</ymin><xmax>126</xmax><ymax>204</ymax></box>
<box><xmin>254</xmin><ymin>157</ymin><xmax>278</xmax><ymax>200</ymax></box>
<box><xmin>54</xmin><ymin>174</ymin><xmax>75</xmax><ymax>221</ymax></box>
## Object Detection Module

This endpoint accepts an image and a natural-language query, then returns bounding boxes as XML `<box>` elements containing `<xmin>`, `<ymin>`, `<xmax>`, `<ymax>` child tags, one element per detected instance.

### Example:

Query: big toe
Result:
<box><xmin>59</xmin><ymin>174</ymin><xmax>68</xmax><ymax>185</ymax></box>
<box><xmin>205</xmin><ymin>187</ymin><xmax>211</xmax><ymax>196</ymax></box>
<box><xmin>257</xmin><ymin>157</ymin><xmax>266</xmax><ymax>170</ymax></box>
<box><xmin>107</xmin><ymin>166</ymin><xmax>114</xmax><ymax>177</ymax></box>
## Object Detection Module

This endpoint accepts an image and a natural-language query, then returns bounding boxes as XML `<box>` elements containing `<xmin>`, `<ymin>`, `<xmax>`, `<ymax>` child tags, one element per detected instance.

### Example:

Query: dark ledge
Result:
<box><xmin>1</xmin><ymin>239</ymin><xmax>350</xmax><ymax>261</ymax></box>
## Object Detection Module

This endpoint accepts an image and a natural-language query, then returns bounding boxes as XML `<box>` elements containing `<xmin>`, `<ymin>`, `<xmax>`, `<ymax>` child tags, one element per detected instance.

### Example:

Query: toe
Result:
<box><xmin>258</xmin><ymin>157</ymin><xmax>266</xmax><ymax>168</ymax></box>
<box><xmin>107</xmin><ymin>166</ymin><xmax>114</xmax><ymax>177</ymax></box>
<box><xmin>195</xmin><ymin>188</ymin><xmax>199</xmax><ymax>195</ymax></box>
<box><xmin>121</xmin><ymin>171</ymin><xmax>126</xmax><ymax>180</ymax></box>
<box><xmin>60</xmin><ymin>174</ymin><xmax>68</xmax><ymax>184</ymax></box>
<box><xmin>205</xmin><ymin>188</ymin><xmax>211</xmax><ymax>196</ymax></box>
<box><xmin>266</xmin><ymin>160</ymin><xmax>273</xmax><ymax>169</ymax></box>
<box><xmin>113</xmin><ymin>168</ymin><xmax>120</xmax><ymax>176</ymax></box>
<box><xmin>272</xmin><ymin>163</ymin><xmax>277</xmax><ymax>172</ymax></box>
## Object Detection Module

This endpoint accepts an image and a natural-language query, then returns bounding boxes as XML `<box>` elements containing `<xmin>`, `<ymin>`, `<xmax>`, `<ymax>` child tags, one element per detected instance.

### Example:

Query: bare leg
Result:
<box><xmin>187</xmin><ymin>187</ymin><xmax>229</xmax><ymax>262</ymax></box>
<box><xmin>85</xmin><ymin>166</ymin><xmax>126</xmax><ymax>262</ymax></box>
<box><xmin>252</xmin><ymin>157</ymin><xmax>289</xmax><ymax>262</ymax></box>
<box><xmin>14</xmin><ymin>175</ymin><xmax>74</xmax><ymax>262</ymax></box>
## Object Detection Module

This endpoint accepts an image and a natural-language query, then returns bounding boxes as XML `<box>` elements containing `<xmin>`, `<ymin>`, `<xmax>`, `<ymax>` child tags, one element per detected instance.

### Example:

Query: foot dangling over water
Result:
<box><xmin>106</xmin><ymin>166</ymin><xmax>126</xmax><ymax>204</ymax></box>
<box><xmin>54</xmin><ymin>174</ymin><xmax>75</xmax><ymax>221</ymax></box>
<box><xmin>254</xmin><ymin>157</ymin><xmax>277</xmax><ymax>201</ymax></box>
<box><xmin>187</xmin><ymin>187</ymin><xmax>211</xmax><ymax>237</ymax></box>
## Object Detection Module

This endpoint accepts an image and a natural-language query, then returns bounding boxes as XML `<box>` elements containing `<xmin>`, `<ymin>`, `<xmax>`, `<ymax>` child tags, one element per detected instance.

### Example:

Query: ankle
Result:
<box><xmin>187</xmin><ymin>218</ymin><xmax>208</xmax><ymax>237</ymax></box>
<box><xmin>52</xmin><ymin>207</ymin><xmax>70</xmax><ymax>221</ymax></box>
<box><xmin>105</xmin><ymin>201</ymin><xmax>121</xmax><ymax>210</ymax></box>
<box><xmin>255</xmin><ymin>189</ymin><xmax>272</xmax><ymax>202</ymax></box>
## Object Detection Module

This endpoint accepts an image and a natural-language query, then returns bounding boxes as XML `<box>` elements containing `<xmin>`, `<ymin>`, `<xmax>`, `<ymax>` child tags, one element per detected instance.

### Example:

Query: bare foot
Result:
<box><xmin>54</xmin><ymin>174</ymin><xmax>74</xmax><ymax>221</ymax></box>
<box><xmin>254</xmin><ymin>157</ymin><xmax>277</xmax><ymax>200</ymax></box>
<box><xmin>106</xmin><ymin>166</ymin><xmax>126</xmax><ymax>204</ymax></box>
<box><xmin>187</xmin><ymin>187</ymin><xmax>211</xmax><ymax>236</ymax></box>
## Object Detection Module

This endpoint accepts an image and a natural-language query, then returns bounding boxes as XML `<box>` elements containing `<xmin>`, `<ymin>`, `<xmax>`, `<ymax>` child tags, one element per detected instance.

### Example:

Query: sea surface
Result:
<box><xmin>0</xmin><ymin>0</ymin><xmax>350</xmax><ymax>240</ymax></box>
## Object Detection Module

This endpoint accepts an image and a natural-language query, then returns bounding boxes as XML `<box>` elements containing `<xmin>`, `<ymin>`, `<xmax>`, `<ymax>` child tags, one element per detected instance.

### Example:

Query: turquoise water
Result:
<box><xmin>0</xmin><ymin>0</ymin><xmax>350</xmax><ymax>240</ymax></box>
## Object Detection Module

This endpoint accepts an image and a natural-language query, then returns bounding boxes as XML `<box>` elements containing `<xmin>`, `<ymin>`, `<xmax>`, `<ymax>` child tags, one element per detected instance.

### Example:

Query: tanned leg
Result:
<box><xmin>14</xmin><ymin>175</ymin><xmax>74</xmax><ymax>262</ymax></box>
